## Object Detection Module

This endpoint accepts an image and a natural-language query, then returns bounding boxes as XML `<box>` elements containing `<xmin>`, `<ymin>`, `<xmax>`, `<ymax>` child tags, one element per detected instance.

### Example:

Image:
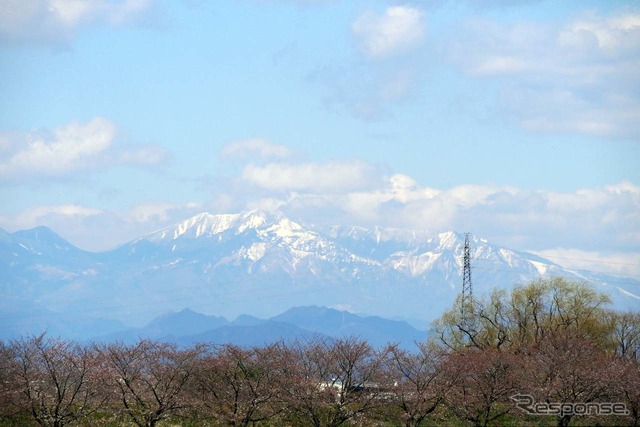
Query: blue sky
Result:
<box><xmin>0</xmin><ymin>0</ymin><xmax>639</xmax><ymax>276</ymax></box>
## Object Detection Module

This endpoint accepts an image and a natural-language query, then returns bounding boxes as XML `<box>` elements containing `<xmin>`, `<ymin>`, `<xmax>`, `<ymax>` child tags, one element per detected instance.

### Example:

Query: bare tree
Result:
<box><xmin>615</xmin><ymin>359</ymin><xmax>640</xmax><ymax>427</ymax></box>
<box><xmin>520</xmin><ymin>331</ymin><xmax>616</xmax><ymax>427</ymax></box>
<box><xmin>382</xmin><ymin>342</ymin><xmax>449</xmax><ymax>427</ymax></box>
<box><xmin>191</xmin><ymin>342</ymin><xmax>292</xmax><ymax>426</ymax></box>
<box><xmin>284</xmin><ymin>337</ymin><xmax>386</xmax><ymax>427</ymax></box>
<box><xmin>441</xmin><ymin>348</ymin><xmax>520</xmax><ymax>427</ymax></box>
<box><xmin>608</xmin><ymin>311</ymin><xmax>640</xmax><ymax>361</ymax></box>
<box><xmin>282</xmin><ymin>338</ymin><xmax>336</xmax><ymax>426</ymax></box>
<box><xmin>0</xmin><ymin>339</ymin><xmax>21</xmax><ymax>421</ymax></box>
<box><xmin>99</xmin><ymin>340</ymin><xmax>201</xmax><ymax>427</ymax></box>
<box><xmin>9</xmin><ymin>334</ymin><xmax>104</xmax><ymax>427</ymax></box>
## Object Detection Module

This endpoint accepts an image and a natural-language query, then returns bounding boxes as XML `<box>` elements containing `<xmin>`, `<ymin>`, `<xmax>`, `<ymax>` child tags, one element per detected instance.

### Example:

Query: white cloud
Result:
<box><xmin>352</xmin><ymin>6</ymin><xmax>425</xmax><ymax>59</ymax></box>
<box><xmin>0</xmin><ymin>117</ymin><xmax>169</xmax><ymax>182</ymax></box>
<box><xmin>448</xmin><ymin>10</ymin><xmax>640</xmax><ymax>138</ymax></box>
<box><xmin>0</xmin><ymin>0</ymin><xmax>155</xmax><ymax>45</ymax></box>
<box><xmin>241</xmin><ymin>160</ymin><xmax>386</xmax><ymax>193</ymax></box>
<box><xmin>559</xmin><ymin>12</ymin><xmax>640</xmax><ymax>53</ymax></box>
<box><xmin>0</xmin><ymin>117</ymin><xmax>116</xmax><ymax>178</ymax></box>
<box><xmin>221</xmin><ymin>138</ymin><xmax>294</xmax><ymax>161</ymax></box>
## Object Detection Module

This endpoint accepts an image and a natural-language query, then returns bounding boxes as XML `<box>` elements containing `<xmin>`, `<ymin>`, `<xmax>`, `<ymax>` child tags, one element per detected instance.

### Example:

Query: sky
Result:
<box><xmin>0</xmin><ymin>0</ymin><xmax>639</xmax><ymax>277</ymax></box>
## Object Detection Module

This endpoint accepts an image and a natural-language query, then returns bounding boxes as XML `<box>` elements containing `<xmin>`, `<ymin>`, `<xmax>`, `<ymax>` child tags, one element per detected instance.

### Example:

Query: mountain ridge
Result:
<box><xmin>1</xmin><ymin>210</ymin><xmax>638</xmax><ymax>340</ymax></box>
<box><xmin>92</xmin><ymin>305</ymin><xmax>426</xmax><ymax>350</ymax></box>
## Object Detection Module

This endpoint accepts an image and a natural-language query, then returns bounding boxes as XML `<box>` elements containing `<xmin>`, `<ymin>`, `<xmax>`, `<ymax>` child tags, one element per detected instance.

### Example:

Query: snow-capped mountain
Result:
<box><xmin>113</xmin><ymin>211</ymin><xmax>378</xmax><ymax>276</ymax></box>
<box><xmin>1</xmin><ymin>210</ymin><xmax>638</xmax><ymax>339</ymax></box>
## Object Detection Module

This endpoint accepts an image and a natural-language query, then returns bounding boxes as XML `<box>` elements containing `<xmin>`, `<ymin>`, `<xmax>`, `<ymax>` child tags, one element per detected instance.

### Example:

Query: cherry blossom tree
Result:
<box><xmin>10</xmin><ymin>334</ymin><xmax>105</xmax><ymax>427</ymax></box>
<box><xmin>441</xmin><ymin>348</ymin><xmax>520</xmax><ymax>427</ymax></box>
<box><xmin>381</xmin><ymin>342</ymin><xmax>449</xmax><ymax>427</ymax></box>
<box><xmin>99</xmin><ymin>340</ymin><xmax>201</xmax><ymax>427</ymax></box>
<box><xmin>519</xmin><ymin>331</ymin><xmax>616</xmax><ymax>427</ymax></box>
<box><xmin>190</xmin><ymin>342</ymin><xmax>292</xmax><ymax>426</ymax></box>
<box><xmin>284</xmin><ymin>337</ymin><xmax>386</xmax><ymax>427</ymax></box>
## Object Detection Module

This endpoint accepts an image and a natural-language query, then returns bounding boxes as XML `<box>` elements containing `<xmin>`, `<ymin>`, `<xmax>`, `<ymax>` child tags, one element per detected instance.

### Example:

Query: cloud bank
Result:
<box><xmin>242</xmin><ymin>160</ymin><xmax>387</xmax><ymax>193</ymax></box>
<box><xmin>210</xmin><ymin>141</ymin><xmax>640</xmax><ymax>265</ymax></box>
<box><xmin>2</xmin><ymin>144</ymin><xmax>638</xmax><ymax>276</ymax></box>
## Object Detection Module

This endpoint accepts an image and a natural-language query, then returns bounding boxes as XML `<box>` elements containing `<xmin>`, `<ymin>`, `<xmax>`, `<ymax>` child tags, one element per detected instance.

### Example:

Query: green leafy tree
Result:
<box><xmin>433</xmin><ymin>278</ymin><xmax>612</xmax><ymax>351</ymax></box>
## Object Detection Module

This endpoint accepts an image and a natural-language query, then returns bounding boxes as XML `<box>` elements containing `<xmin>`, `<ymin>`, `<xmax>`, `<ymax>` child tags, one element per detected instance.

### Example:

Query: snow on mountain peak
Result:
<box><xmin>143</xmin><ymin>210</ymin><xmax>287</xmax><ymax>242</ymax></box>
<box><xmin>128</xmin><ymin>211</ymin><xmax>568</xmax><ymax>284</ymax></box>
<box><xmin>437</xmin><ymin>231</ymin><xmax>461</xmax><ymax>250</ymax></box>
<box><xmin>168</xmin><ymin>213</ymin><xmax>231</xmax><ymax>239</ymax></box>
<box><xmin>237</xmin><ymin>212</ymin><xmax>267</xmax><ymax>232</ymax></box>
<box><xmin>264</xmin><ymin>217</ymin><xmax>307</xmax><ymax>239</ymax></box>
<box><xmin>327</xmin><ymin>224</ymin><xmax>439</xmax><ymax>246</ymax></box>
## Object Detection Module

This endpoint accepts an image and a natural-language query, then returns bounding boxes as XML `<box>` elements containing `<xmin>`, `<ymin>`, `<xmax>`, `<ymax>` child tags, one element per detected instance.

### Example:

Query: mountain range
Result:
<box><xmin>1</xmin><ymin>210</ymin><xmax>638</xmax><ymax>341</ymax></box>
<box><xmin>96</xmin><ymin>306</ymin><xmax>426</xmax><ymax>350</ymax></box>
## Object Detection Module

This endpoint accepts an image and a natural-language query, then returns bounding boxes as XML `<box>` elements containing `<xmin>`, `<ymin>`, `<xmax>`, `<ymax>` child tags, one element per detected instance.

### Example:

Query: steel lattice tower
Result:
<box><xmin>461</xmin><ymin>233</ymin><xmax>473</xmax><ymax>318</ymax></box>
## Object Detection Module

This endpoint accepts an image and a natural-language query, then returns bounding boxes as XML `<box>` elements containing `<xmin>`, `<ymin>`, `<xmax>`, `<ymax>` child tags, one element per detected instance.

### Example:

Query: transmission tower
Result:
<box><xmin>460</xmin><ymin>232</ymin><xmax>473</xmax><ymax>319</ymax></box>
